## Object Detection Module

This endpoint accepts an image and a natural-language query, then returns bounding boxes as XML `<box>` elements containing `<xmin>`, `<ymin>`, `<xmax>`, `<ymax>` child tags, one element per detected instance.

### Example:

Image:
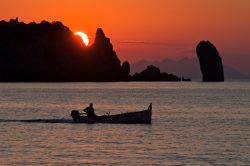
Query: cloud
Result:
<box><xmin>117</xmin><ymin>40</ymin><xmax>186</xmax><ymax>47</ymax></box>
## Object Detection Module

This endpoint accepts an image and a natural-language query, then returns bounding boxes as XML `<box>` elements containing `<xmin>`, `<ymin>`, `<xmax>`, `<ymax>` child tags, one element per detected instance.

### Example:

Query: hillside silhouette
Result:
<box><xmin>0</xmin><ymin>18</ymin><xmax>187</xmax><ymax>82</ymax></box>
<box><xmin>131</xmin><ymin>58</ymin><xmax>247</xmax><ymax>80</ymax></box>
<box><xmin>0</xmin><ymin>18</ymin><xmax>130</xmax><ymax>82</ymax></box>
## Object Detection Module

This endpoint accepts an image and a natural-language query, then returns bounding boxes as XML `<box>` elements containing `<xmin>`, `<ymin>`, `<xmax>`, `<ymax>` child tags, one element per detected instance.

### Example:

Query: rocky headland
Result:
<box><xmin>0</xmin><ymin>18</ymin><xmax>187</xmax><ymax>82</ymax></box>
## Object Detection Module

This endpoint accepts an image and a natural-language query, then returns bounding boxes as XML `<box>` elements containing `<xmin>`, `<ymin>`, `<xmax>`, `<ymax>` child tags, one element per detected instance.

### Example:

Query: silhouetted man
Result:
<box><xmin>83</xmin><ymin>103</ymin><xmax>97</xmax><ymax>118</ymax></box>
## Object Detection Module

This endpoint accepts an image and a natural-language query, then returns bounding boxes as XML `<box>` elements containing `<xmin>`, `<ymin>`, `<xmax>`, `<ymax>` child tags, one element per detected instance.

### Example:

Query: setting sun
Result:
<box><xmin>74</xmin><ymin>32</ymin><xmax>89</xmax><ymax>46</ymax></box>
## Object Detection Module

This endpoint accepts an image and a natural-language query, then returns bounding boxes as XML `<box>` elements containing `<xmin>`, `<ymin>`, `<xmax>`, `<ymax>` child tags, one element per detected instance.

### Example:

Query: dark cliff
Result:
<box><xmin>0</xmin><ymin>19</ymin><xmax>130</xmax><ymax>82</ymax></box>
<box><xmin>0</xmin><ymin>18</ymin><xmax>187</xmax><ymax>82</ymax></box>
<box><xmin>196</xmin><ymin>41</ymin><xmax>224</xmax><ymax>82</ymax></box>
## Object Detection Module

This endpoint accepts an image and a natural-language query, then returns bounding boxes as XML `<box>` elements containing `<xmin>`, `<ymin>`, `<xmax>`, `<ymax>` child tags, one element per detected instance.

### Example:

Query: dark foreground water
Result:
<box><xmin>0</xmin><ymin>82</ymin><xmax>249</xmax><ymax>165</ymax></box>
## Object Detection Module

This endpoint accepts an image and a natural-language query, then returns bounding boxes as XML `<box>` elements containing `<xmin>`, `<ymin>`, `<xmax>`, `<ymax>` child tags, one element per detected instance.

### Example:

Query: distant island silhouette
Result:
<box><xmin>131</xmin><ymin>58</ymin><xmax>247</xmax><ymax>80</ymax></box>
<box><xmin>0</xmin><ymin>18</ymin><xmax>186</xmax><ymax>82</ymax></box>
<box><xmin>132</xmin><ymin>65</ymin><xmax>183</xmax><ymax>81</ymax></box>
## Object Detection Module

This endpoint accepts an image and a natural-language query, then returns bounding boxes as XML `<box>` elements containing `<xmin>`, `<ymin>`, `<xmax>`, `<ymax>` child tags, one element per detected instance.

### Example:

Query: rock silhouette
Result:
<box><xmin>87</xmin><ymin>28</ymin><xmax>131</xmax><ymax>81</ymax></box>
<box><xmin>196</xmin><ymin>41</ymin><xmax>224</xmax><ymax>82</ymax></box>
<box><xmin>0</xmin><ymin>18</ymin><xmax>183</xmax><ymax>82</ymax></box>
<box><xmin>132</xmin><ymin>65</ymin><xmax>181</xmax><ymax>81</ymax></box>
<box><xmin>0</xmin><ymin>19</ymin><xmax>130</xmax><ymax>81</ymax></box>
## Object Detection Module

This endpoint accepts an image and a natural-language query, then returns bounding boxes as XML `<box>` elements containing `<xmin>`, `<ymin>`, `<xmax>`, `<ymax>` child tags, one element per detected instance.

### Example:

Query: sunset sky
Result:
<box><xmin>1</xmin><ymin>0</ymin><xmax>250</xmax><ymax>75</ymax></box>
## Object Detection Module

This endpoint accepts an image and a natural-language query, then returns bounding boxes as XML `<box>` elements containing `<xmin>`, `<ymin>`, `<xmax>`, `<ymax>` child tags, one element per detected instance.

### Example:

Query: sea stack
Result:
<box><xmin>90</xmin><ymin>28</ymin><xmax>130</xmax><ymax>81</ymax></box>
<box><xmin>196</xmin><ymin>41</ymin><xmax>224</xmax><ymax>82</ymax></box>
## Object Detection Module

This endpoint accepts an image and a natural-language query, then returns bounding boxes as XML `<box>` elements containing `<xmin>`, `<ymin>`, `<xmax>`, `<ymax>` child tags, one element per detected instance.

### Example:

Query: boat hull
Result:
<box><xmin>71</xmin><ymin>104</ymin><xmax>152</xmax><ymax>124</ymax></box>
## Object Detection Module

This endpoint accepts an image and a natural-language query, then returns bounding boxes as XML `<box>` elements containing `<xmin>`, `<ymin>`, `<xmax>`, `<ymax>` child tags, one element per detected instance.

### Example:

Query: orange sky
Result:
<box><xmin>1</xmin><ymin>0</ymin><xmax>250</xmax><ymax>74</ymax></box>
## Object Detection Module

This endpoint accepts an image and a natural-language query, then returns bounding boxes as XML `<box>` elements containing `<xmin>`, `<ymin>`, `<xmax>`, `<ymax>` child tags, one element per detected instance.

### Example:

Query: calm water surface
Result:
<box><xmin>0</xmin><ymin>82</ymin><xmax>249</xmax><ymax>165</ymax></box>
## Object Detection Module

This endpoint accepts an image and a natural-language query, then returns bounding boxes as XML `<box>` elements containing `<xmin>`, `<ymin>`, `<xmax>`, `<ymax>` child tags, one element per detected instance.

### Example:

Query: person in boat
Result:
<box><xmin>83</xmin><ymin>103</ymin><xmax>97</xmax><ymax>118</ymax></box>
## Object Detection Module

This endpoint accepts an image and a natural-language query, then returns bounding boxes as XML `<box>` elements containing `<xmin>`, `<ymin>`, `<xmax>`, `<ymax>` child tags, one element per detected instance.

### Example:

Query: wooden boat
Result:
<box><xmin>71</xmin><ymin>103</ymin><xmax>152</xmax><ymax>124</ymax></box>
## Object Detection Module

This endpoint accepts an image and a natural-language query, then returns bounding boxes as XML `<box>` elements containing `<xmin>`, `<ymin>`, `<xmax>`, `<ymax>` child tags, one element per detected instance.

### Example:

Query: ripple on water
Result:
<box><xmin>0</xmin><ymin>82</ymin><xmax>250</xmax><ymax>165</ymax></box>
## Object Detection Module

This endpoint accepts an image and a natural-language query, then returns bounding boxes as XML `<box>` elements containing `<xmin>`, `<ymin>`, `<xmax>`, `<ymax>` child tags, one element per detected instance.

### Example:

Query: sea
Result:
<box><xmin>0</xmin><ymin>81</ymin><xmax>249</xmax><ymax>165</ymax></box>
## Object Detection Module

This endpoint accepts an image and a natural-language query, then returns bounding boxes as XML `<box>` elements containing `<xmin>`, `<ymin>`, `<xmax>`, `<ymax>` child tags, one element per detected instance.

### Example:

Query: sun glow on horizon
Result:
<box><xmin>74</xmin><ymin>32</ymin><xmax>89</xmax><ymax>46</ymax></box>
